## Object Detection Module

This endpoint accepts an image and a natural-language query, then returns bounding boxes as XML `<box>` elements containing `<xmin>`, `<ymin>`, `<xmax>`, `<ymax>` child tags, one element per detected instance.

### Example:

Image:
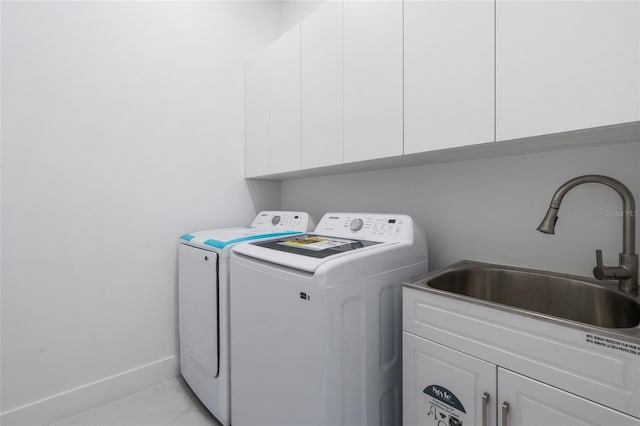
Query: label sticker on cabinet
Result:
<box><xmin>585</xmin><ymin>334</ymin><xmax>639</xmax><ymax>356</ymax></box>
<box><xmin>423</xmin><ymin>385</ymin><xmax>466</xmax><ymax>413</ymax></box>
<box><xmin>423</xmin><ymin>385</ymin><xmax>465</xmax><ymax>426</ymax></box>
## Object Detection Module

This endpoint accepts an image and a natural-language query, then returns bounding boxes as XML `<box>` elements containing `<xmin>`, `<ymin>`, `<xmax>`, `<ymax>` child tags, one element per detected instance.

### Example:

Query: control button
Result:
<box><xmin>350</xmin><ymin>218</ymin><xmax>364</xmax><ymax>232</ymax></box>
<box><xmin>272</xmin><ymin>215</ymin><xmax>281</xmax><ymax>225</ymax></box>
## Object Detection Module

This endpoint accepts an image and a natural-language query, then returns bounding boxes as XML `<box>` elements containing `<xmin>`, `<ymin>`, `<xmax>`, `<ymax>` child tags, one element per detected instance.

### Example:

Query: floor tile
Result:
<box><xmin>50</xmin><ymin>378</ymin><xmax>221</xmax><ymax>426</ymax></box>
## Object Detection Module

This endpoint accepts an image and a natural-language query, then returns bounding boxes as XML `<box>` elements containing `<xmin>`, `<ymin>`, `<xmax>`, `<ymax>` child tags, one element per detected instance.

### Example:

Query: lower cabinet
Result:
<box><xmin>498</xmin><ymin>368</ymin><xmax>640</xmax><ymax>426</ymax></box>
<box><xmin>403</xmin><ymin>332</ymin><xmax>495</xmax><ymax>426</ymax></box>
<box><xmin>403</xmin><ymin>332</ymin><xmax>640</xmax><ymax>426</ymax></box>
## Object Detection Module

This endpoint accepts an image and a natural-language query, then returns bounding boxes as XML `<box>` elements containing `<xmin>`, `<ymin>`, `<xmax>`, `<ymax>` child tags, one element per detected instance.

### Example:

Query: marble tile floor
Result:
<box><xmin>50</xmin><ymin>378</ymin><xmax>221</xmax><ymax>426</ymax></box>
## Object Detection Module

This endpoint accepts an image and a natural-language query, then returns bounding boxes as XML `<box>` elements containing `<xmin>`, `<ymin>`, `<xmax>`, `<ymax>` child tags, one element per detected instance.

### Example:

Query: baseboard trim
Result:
<box><xmin>0</xmin><ymin>355</ymin><xmax>178</xmax><ymax>426</ymax></box>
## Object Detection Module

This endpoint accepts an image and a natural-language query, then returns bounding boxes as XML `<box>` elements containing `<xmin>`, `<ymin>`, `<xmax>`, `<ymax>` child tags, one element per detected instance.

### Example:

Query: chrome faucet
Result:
<box><xmin>537</xmin><ymin>175</ymin><xmax>638</xmax><ymax>295</ymax></box>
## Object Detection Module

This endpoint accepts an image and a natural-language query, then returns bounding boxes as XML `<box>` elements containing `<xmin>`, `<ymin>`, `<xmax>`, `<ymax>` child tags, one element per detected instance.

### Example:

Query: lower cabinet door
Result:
<box><xmin>403</xmin><ymin>332</ymin><xmax>496</xmax><ymax>426</ymax></box>
<box><xmin>498</xmin><ymin>368</ymin><xmax>640</xmax><ymax>426</ymax></box>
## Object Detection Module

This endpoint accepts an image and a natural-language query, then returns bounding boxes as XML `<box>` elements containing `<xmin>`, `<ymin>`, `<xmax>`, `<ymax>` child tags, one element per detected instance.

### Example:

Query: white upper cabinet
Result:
<box><xmin>245</xmin><ymin>50</ymin><xmax>270</xmax><ymax>178</ymax></box>
<box><xmin>496</xmin><ymin>0</ymin><xmax>640</xmax><ymax>141</ymax></box>
<box><xmin>246</xmin><ymin>0</ymin><xmax>640</xmax><ymax>179</ymax></box>
<box><xmin>404</xmin><ymin>0</ymin><xmax>495</xmax><ymax>154</ymax></box>
<box><xmin>344</xmin><ymin>0</ymin><xmax>404</xmax><ymax>163</ymax></box>
<box><xmin>301</xmin><ymin>1</ymin><xmax>344</xmax><ymax>169</ymax></box>
<box><xmin>269</xmin><ymin>23</ymin><xmax>301</xmax><ymax>174</ymax></box>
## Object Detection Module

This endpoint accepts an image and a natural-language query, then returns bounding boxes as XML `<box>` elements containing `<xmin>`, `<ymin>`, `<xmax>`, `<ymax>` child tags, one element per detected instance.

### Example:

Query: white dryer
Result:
<box><xmin>229</xmin><ymin>213</ymin><xmax>428</xmax><ymax>426</ymax></box>
<box><xmin>178</xmin><ymin>211</ymin><xmax>315</xmax><ymax>426</ymax></box>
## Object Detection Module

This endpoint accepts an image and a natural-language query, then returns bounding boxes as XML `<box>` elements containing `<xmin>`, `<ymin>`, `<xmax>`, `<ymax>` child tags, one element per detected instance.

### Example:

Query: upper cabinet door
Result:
<box><xmin>344</xmin><ymin>0</ymin><xmax>403</xmax><ymax>163</ymax></box>
<box><xmin>301</xmin><ymin>1</ymin><xmax>344</xmax><ymax>169</ymax></box>
<box><xmin>269</xmin><ymin>24</ymin><xmax>301</xmax><ymax>174</ymax></box>
<box><xmin>496</xmin><ymin>0</ymin><xmax>640</xmax><ymax>141</ymax></box>
<box><xmin>245</xmin><ymin>50</ymin><xmax>270</xmax><ymax>178</ymax></box>
<box><xmin>404</xmin><ymin>0</ymin><xmax>495</xmax><ymax>154</ymax></box>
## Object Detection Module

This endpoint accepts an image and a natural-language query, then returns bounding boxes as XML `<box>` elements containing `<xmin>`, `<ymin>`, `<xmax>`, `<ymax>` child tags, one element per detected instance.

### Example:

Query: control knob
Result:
<box><xmin>272</xmin><ymin>215</ymin><xmax>281</xmax><ymax>225</ymax></box>
<box><xmin>350</xmin><ymin>218</ymin><xmax>364</xmax><ymax>232</ymax></box>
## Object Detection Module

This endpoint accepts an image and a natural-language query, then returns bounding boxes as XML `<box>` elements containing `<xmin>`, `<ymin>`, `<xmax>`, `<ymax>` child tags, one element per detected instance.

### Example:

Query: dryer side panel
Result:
<box><xmin>178</xmin><ymin>244</ymin><xmax>219</xmax><ymax>378</ymax></box>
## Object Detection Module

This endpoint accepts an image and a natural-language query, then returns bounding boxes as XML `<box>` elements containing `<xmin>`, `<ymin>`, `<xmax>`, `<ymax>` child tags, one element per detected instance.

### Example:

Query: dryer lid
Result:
<box><xmin>180</xmin><ymin>228</ymin><xmax>303</xmax><ymax>250</ymax></box>
<box><xmin>179</xmin><ymin>211</ymin><xmax>315</xmax><ymax>251</ymax></box>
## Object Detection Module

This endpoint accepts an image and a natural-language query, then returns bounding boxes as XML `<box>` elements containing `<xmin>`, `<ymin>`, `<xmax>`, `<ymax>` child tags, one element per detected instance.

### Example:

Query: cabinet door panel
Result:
<box><xmin>498</xmin><ymin>368</ymin><xmax>640</xmax><ymax>426</ymax></box>
<box><xmin>403</xmin><ymin>332</ymin><xmax>496</xmax><ymax>426</ymax></box>
<box><xmin>301</xmin><ymin>1</ymin><xmax>344</xmax><ymax>169</ymax></box>
<box><xmin>269</xmin><ymin>24</ymin><xmax>301</xmax><ymax>174</ymax></box>
<box><xmin>244</xmin><ymin>51</ymin><xmax>269</xmax><ymax>177</ymax></box>
<box><xmin>344</xmin><ymin>0</ymin><xmax>403</xmax><ymax>163</ymax></box>
<box><xmin>405</xmin><ymin>0</ymin><xmax>494</xmax><ymax>153</ymax></box>
<box><xmin>496</xmin><ymin>0</ymin><xmax>640</xmax><ymax>141</ymax></box>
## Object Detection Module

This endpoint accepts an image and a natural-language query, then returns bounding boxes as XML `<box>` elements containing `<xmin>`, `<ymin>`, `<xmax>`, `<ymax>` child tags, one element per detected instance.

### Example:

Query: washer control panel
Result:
<box><xmin>251</xmin><ymin>211</ymin><xmax>314</xmax><ymax>232</ymax></box>
<box><xmin>315</xmin><ymin>213</ymin><xmax>414</xmax><ymax>242</ymax></box>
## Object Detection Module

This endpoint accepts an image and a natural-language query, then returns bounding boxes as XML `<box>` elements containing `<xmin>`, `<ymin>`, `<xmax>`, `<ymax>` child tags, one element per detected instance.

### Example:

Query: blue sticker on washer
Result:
<box><xmin>180</xmin><ymin>234</ymin><xmax>196</xmax><ymax>242</ymax></box>
<box><xmin>202</xmin><ymin>231</ymin><xmax>302</xmax><ymax>249</ymax></box>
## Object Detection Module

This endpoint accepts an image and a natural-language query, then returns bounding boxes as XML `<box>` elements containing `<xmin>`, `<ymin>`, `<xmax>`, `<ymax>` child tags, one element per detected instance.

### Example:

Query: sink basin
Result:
<box><xmin>409</xmin><ymin>262</ymin><xmax>640</xmax><ymax>329</ymax></box>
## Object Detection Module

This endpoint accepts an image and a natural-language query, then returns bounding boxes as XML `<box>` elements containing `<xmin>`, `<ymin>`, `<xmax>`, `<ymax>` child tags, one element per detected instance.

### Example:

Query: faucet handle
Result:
<box><xmin>593</xmin><ymin>249</ymin><xmax>607</xmax><ymax>280</ymax></box>
<box><xmin>593</xmin><ymin>250</ymin><xmax>632</xmax><ymax>281</ymax></box>
<box><xmin>595</xmin><ymin>249</ymin><xmax>603</xmax><ymax>268</ymax></box>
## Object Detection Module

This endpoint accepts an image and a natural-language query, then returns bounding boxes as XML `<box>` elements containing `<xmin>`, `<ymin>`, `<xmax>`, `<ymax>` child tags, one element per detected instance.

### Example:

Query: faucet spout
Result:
<box><xmin>537</xmin><ymin>175</ymin><xmax>638</xmax><ymax>295</ymax></box>
<box><xmin>536</xmin><ymin>207</ymin><xmax>559</xmax><ymax>234</ymax></box>
<box><xmin>543</xmin><ymin>174</ymin><xmax>635</xmax><ymax>254</ymax></box>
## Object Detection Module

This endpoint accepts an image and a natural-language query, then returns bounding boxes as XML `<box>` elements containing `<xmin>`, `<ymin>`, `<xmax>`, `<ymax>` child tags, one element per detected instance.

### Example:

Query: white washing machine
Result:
<box><xmin>229</xmin><ymin>212</ymin><xmax>428</xmax><ymax>426</ymax></box>
<box><xmin>178</xmin><ymin>211</ymin><xmax>315</xmax><ymax>426</ymax></box>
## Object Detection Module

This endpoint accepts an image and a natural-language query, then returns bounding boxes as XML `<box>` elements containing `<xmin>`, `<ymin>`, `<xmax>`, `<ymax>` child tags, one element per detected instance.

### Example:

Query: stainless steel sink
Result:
<box><xmin>405</xmin><ymin>261</ymin><xmax>640</xmax><ymax>330</ymax></box>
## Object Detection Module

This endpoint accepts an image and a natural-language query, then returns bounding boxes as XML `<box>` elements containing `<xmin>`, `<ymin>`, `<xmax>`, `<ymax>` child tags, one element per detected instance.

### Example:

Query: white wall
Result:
<box><xmin>0</xmin><ymin>2</ymin><xmax>281</xmax><ymax>425</ymax></box>
<box><xmin>278</xmin><ymin>0</ymin><xmax>325</xmax><ymax>34</ymax></box>
<box><xmin>282</xmin><ymin>141</ymin><xmax>640</xmax><ymax>277</ymax></box>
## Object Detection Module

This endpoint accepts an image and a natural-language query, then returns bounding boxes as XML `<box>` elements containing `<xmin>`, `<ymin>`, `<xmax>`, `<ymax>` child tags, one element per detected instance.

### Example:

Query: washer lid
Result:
<box><xmin>251</xmin><ymin>234</ymin><xmax>380</xmax><ymax>258</ymax></box>
<box><xmin>232</xmin><ymin>233</ymin><xmax>389</xmax><ymax>273</ymax></box>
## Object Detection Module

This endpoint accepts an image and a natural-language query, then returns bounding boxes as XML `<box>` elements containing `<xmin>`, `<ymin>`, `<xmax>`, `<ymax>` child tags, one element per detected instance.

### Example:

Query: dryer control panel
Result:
<box><xmin>314</xmin><ymin>213</ymin><xmax>414</xmax><ymax>242</ymax></box>
<box><xmin>251</xmin><ymin>211</ymin><xmax>315</xmax><ymax>232</ymax></box>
